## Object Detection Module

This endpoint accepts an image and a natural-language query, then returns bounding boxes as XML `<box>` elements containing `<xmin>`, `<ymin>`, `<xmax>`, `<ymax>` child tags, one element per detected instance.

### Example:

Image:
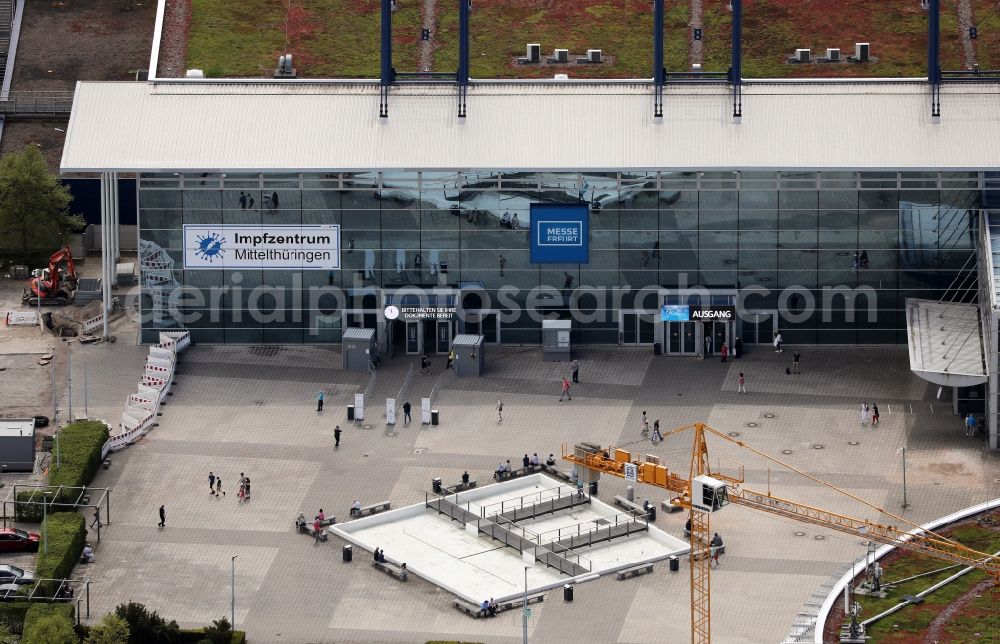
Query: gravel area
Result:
<box><xmin>156</xmin><ymin>0</ymin><xmax>190</xmax><ymax>78</ymax></box>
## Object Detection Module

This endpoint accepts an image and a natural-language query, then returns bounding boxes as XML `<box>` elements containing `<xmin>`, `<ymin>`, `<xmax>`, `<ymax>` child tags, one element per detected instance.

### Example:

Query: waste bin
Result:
<box><xmin>588</xmin><ymin>481</ymin><xmax>598</xmax><ymax>496</ymax></box>
<box><xmin>347</xmin><ymin>405</ymin><xmax>355</xmax><ymax>421</ymax></box>
<box><xmin>646</xmin><ymin>505</ymin><xmax>656</xmax><ymax>522</ymax></box>
<box><xmin>431</xmin><ymin>410</ymin><xmax>440</xmax><ymax>426</ymax></box>
<box><xmin>669</xmin><ymin>555</ymin><xmax>679</xmax><ymax>572</ymax></box>
<box><xmin>432</xmin><ymin>478</ymin><xmax>442</xmax><ymax>494</ymax></box>
<box><xmin>563</xmin><ymin>584</ymin><xmax>574</xmax><ymax>602</ymax></box>
<box><xmin>342</xmin><ymin>545</ymin><xmax>353</xmax><ymax>562</ymax></box>
<box><xmin>654</xmin><ymin>342</ymin><xmax>662</xmax><ymax>356</ymax></box>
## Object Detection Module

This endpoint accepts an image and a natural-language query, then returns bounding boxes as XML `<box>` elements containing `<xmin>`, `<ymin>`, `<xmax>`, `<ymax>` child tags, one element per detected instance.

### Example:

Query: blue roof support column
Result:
<box><xmin>730</xmin><ymin>0</ymin><xmax>742</xmax><ymax>119</ymax></box>
<box><xmin>928</xmin><ymin>0</ymin><xmax>941</xmax><ymax>118</ymax></box>
<box><xmin>380</xmin><ymin>0</ymin><xmax>394</xmax><ymax>118</ymax></box>
<box><xmin>457</xmin><ymin>0</ymin><xmax>470</xmax><ymax>117</ymax></box>
<box><xmin>653</xmin><ymin>0</ymin><xmax>664</xmax><ymax>118</ymax></box>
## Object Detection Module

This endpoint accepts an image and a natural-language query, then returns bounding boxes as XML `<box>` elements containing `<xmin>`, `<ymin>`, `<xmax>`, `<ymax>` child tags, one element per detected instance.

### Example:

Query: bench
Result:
<box><xmin>454</xmin><ymin>594</ymin><xmax>545</xmax><ymax>618</ymax></box>
<box><xmin>445</xmin><ymin>480</ymin><xmax>477</xmax><ymax>494</ymax></box>
<box><xmin>494</xmin><ymin>465</ymin><xmax>542</xmax><ymax>481</ymax></box>
<box><xmin>541</xmin><ymin>464</ymin><xmax>575</xmax><ymax>483</ymax></box>
<box><xmin>660</xmin><ymin>499</ymin><xmax>684</xmax><ymax>514</ymax></box>
<box><xmin>373</xmin><ymin>560</ymin><xmax>408</xmax><ymax>581</ymax></box>
<box><xmin>616</xmin><ymin>563</ymin><xmax>654</xmax><ymax>580</ymax></box>
<box><xmin>614</xmin><ymin>495</ymin><xmax>651</xmax><ymax>517</ymax></box>
<box><xmin>350</xmin><ymin>501</ymin><xmax>390</xmax><ymax>518</ymax></box>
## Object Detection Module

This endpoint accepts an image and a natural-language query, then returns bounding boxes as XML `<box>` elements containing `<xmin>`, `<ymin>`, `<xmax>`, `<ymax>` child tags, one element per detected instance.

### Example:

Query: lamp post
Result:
<box><xmin>42</xmin><ymin>492</ymin><xmax>52</xmax><ymax>555</ymax></box>
<box><xmin>67</xmin><ymin>342</ymin><xmax>73</xmax><ymax>423</ymax></box>
<box><xmin>231</xmin><ymin>555</ymin><xmax>238</xmax><ymax>628</ymax></box>
<box><xmin>83</xmin><ymin>362</ymin><xmax>89</xmax><ymax>419</ymax></box>
<box><xmin>521</xmin><ymin>549</ymin><xmax>534</xmax><ymax>644</ymax></box>
<box><xmin>897</xmin><ymin>446</ymin><xmax>909</xmax><ymax>509</ymax></box>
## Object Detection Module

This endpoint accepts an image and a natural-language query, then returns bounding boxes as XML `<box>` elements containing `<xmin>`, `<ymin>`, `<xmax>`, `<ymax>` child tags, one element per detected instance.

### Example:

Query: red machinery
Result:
<box><xmin>23</xmin><ymin>245</ymin><xmax>78</xmax><ymax>306</ymax></box>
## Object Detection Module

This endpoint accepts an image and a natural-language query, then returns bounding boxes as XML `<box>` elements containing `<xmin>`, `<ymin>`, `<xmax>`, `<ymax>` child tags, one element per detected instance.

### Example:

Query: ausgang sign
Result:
<box><xmin>183</xmin><ymin>225</ymin><xmax>340</xmax><ymax>270</ymax></box>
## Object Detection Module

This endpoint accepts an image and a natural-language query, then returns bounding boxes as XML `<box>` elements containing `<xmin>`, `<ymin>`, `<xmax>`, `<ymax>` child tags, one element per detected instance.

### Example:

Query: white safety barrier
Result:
<box><xmin>105</xmin><ymin>330</ymin><xmax>190</xmax><ymax>453</ymax></box>
<box><xmin>4</xmin><ymin>311</ymin><xmax>39</xmax><ymax>326</ymax></box>
<box><xmin>81</xmin><ymin>312</ymin><xmax>104</xmax><ymax>335</ymax></box>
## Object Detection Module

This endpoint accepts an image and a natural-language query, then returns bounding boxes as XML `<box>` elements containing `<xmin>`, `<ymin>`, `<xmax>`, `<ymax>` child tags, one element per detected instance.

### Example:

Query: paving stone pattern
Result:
<box><xmin>51</xmin><ymin>341</ymin><xmax>1000</xmax><ymax>643</ymax></box>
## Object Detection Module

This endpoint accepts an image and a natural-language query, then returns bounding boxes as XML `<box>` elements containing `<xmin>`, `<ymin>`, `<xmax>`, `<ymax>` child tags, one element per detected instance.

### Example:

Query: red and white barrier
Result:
<box><xmin>106</xmin><ymin>331</ymin><xmax>190</xmax><ymax>452</ymax></box>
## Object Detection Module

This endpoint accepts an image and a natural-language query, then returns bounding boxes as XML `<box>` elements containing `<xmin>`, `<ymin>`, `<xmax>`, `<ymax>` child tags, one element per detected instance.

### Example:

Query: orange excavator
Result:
<box><xmin>22</xmin><ymin>245</ymin><xmax>78</xmax><ymax>306</ymax></box>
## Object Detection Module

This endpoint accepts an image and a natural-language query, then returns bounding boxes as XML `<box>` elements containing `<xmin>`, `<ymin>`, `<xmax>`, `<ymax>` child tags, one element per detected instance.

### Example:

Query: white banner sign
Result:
<box><xmin>386</xmin><ymin>398</ymin><xmax>396</xmax><ymax>425</ymax></box>
<box><xmin>421</xmin><ymin>397</ymin><xmax>431</xmax><ymax>425</ymax></box>
<box><xmin>183</xmin><ymin>224</ymin><xmax>340</xmax><ymax>270</ymax></box>
<box><xmin>354</xmin><ymin>393</ymin><xmax>365</xmax><ymax>421</ymax></box>
<box><xmin>624</xmin><ymin>463</ymin><xmax>638</xmax><ymax>482</ymax></box>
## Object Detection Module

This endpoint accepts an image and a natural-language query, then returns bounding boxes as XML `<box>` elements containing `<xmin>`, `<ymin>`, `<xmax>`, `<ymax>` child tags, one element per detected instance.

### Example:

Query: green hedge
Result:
<box><xmin>21</xmin><ymin>604</ymin><xmax>75</xmax><ymax>644</ymax></box>
<box><xmin>49</xmin><ymin>420</ymin><xmax>110</xmax><ymax>489</ymax></box>
<box><xmin>0</xmin><ymin>604</ymin><xmax>29</xmax><ymax>635</ymax></box>
<box><xmin>35</xmin><ymin>513</ymin><xmax>86</xmax><ymax>596</ymax></box>
<box><xmin>178</xmin><ymin>629</ymin><xmax>246</xmax><ymax>643</ymax></box>
<box><xmin>14</xmin><ymin>419</ymin><xmax>110</xmax><ymax>521</ymax></box>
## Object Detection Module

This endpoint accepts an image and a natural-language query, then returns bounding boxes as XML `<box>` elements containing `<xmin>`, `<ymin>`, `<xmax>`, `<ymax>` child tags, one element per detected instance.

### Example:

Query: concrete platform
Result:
<box><xmin>332</xmin><ymin>474</ymin><xmax>688</xmax><ymax>604</ymax></box>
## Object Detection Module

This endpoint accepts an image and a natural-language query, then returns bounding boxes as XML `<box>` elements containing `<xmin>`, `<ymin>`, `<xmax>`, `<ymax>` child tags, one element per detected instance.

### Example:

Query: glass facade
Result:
<box><xmin>137</xmin><ymin>170</ymin><xmax>980</xmax><ymax>346</ymax></box>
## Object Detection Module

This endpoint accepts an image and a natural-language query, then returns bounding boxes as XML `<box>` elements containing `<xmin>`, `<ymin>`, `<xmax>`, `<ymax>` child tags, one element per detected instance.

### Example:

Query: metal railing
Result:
<box><xmin>478</xmin><ymin>484</ymin><xmax>578</xmax><ymax>518</ymax></box>
<box><xmin>0</xmin><ymin>91</ymin><xmax>74</xmax><ymax>116</ymax></box>
<box><xmin>535</xmin><ymin>510</ymin><xmax>645</xmax><ymax>544</ymax></box>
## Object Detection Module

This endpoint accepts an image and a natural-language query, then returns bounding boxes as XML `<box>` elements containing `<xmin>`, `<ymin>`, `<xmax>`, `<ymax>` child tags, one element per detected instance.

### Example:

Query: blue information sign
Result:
<box><xmin>530</xmin><ymin>204</ymin><xmax>589</xmax><ymax>264</ymax></box>
<box><xmin>661</xmin><ymin>305</ymin><xmax>690</xmax><ymax>322</ymax></box>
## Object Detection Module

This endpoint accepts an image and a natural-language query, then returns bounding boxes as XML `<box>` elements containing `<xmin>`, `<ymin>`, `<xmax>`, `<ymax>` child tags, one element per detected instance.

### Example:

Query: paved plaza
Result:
<box><xmin>6</xmin><ymin>332</ymin><xmax>999</xmax><ymax>643</ymax></box>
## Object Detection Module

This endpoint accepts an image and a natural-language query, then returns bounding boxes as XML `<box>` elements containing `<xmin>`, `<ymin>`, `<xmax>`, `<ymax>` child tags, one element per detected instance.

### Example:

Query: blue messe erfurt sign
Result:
<box><xmin>530</xmin><ymin>204</ymin><xmax>589</xmax><ymax>264</ymax></box>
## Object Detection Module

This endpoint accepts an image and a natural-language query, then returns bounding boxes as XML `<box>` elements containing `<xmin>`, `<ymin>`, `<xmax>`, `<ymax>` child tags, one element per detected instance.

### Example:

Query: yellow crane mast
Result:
<box><xmin>561</xmin><ymin>422</ymin><xmax>1000</xmax><ymax>644</ymax></box>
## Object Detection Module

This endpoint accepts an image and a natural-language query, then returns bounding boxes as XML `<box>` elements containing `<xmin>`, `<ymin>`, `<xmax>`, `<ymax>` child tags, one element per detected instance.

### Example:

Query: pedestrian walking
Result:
<box><xmin>334</xmin><ymin>425</ymin><xmax>342</xmax><ymax>447</ymax></box>
<box><xmin>271</xmin><ymin>191</ymin><xmax>279</xmax><ymax>213</ymax></box>
<box><xmin>871</xmin><ymin>403</ymin><xmax>880</xmax><ymax>427</ymax></box>
<box><xmin>496</xmin><ymin>398</ymin><xmax>503</xmax><ymax>421</ymax></box>
<box><xmin>966</xmin><ymin>413</ymin><xmax>977</xmax><ymax>436</ymax></box>
<box><xmin>244</xmin><ymin>478</ymin><xmax>251</xmax><ymax>501</ymax></box>
<box><xmin>446</xmin><ymin>350</ymin><xmax>455</xmax><ymax>370</ymax></box>
<box><xmin>860</xmin><ymin>250</ymin><xmax>869</xmax><ymax>269</ymax></box>
<box><xmin>720</xmin><ymin>343</ymin><xmax>728</xmax><ymax>362</ymax></box>
<box><xmin>316</xmin><ymin>391</ymin><xmax>324</xmax><ymax>412</ymax></box>
<box><xmin>157</xmin><ymin>505</ymin><xmax>165</xmax><ymax>528</ymax></box>
<box><xmin>238</xmin><ymin>191</ymin><xmax>247</xmax><ymax>209</ymax></box>
<box><xmin>559</xmin><ymin>377</ymin><xmax>572</xmax><ymax>401</ymax></box>
<box><xmin>773</xmin><ymin>332</ymin><xmax>783</xmax><ymax>353</ymax></box>
<box><xmin>90</xmin><ymin>507</ymin><xmax>102</xmax><ymax>529</ymax></box>
<box><xmin>792</xmin><ymin>350</ymin><xmax>801</xmax><ymax>374</ymax></box>
<box><xmin>402</xmin><ymin>402</ymin><xmax>411</xmax><ymax>426</ymax></box>
<box><xmin>216</xmin><ymin>476</ymin><xmax>224</xmax><ymax>496</ymax></box>
<box><xmin>208</xmin><ymin>471</ymin><xmax>216</xmax><ymax>494</ymax></box>
<box><xmin>498</xmin><ymin>254</ymin><xmax>506</xmax><ymax>278</ymax></box>
<box><xmin>651</xmin><ymin>419</ymin><xmax>662</xmax><ymax>443</ymax></box>
<box><xmin>247</xmin><ymin>194</ymin><xmax>255</xmax><ymax>210</ymax></box>
<box><xmin>640</xmin><ymin>411</ymin><xmax>649</xmax><ymax>436</ymax></box>
<box><xmin>710</xmin><ymin>533</ymin><xmax>724</xmax><ymax>567</ymax></box>
<box><xmin>738</xmin><ymin>372</ymin><xmax>746</xmax><ymax>394</ymax></box>
<box><xmin>860</xmin><ymin>402</ymin><xmax>870</xmax><ymax>426</ymax></box>
<box><xmin>313</xmin><ymin>517</ymin><xmax>322</xmax><ymax>543</ymax></box>
<box><xmin>419</xmin><ymin>354</ymin><xmax>430</xmax><ymax>375</ymax></box>
<box><xmin>571</xmin><ymin>360</ymin><xmax>580</xmax><ymax>384</ymax></box>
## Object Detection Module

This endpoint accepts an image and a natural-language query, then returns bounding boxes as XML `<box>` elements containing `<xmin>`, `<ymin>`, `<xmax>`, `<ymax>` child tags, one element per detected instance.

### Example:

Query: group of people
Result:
<box><xmin>640</xmin><ymin>411</ymin><xmax>664</xmax><ymax>443</ymax></box>
<box><xmin>682</xmin><ymin>521</ymin><xmax>726</xmax><ymax>566</ymax></box>
<box><xmin>206</xmin><ymin>471</ymin><xmax>252</xmax><ymax>501</ymax></box>
<box><xmin>479</xmin><ymin>598</ymin><xmax>500</xmax><ymax>617</ymax></box>
<box><xmin>859</xmin><ymin>402</ymin><xmax>880</xmax><ymax>427</ymax></box>
<box><xmin>373</xmin><ymin>547</ymin><xmax>387</xmax><ymax>563</ymax></box>
<box><xmin>493</xmin><ymin>453</ymin><xmax>558</xmax><ymax>479</ymax></box>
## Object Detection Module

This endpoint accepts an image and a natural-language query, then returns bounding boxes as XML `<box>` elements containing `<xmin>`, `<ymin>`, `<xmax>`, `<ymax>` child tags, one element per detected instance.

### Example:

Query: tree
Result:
<box><xmin>0</xmin><ymin>145</ymin><xmax>83</xmax><ymax>261</ymax></box>
<box><xmin>21</xmin><ymin>612</ymin><xmax>77</xmax><ymax>644</ymax></box>
<box><xmin>84</xmin><ymin>613</ymin><xmax>130</xmax><ymax>644</ymax></box>
<box><xmin>201</xmin><ymin>617</ymin><xmax>232</xmax><ymax>644</ymax></box>
<box><xmin>113</xmin><ymin>602</ymin><xmax>179</xmax><ymax>644</ymax></box>
<box><xmin>0</xmin><ymin>623</ymin><xmax>16</xmax><ymax>644</ymax></box>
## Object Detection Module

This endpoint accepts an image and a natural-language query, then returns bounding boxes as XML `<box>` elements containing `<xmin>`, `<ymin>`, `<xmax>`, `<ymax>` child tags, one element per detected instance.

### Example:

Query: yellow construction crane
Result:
<box><xmin>562</xmin><ymin>422</ymin><xmax>1000</xmax><ymax>644</ymax></box>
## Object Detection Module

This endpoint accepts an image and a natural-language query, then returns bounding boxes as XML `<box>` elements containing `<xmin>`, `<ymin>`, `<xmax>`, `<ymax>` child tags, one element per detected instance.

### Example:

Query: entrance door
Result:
<box><xmin>743</xmin><ymin>310</ymin><xmax>777</xmax><ymax>345</ymax></box>
<box><xmin>406</xmin><ymin>321</ymin><xmax>420</xmax><ymax>354</ymax></box>
<box><xmin>436</xmin><ymin>320</ymin><xmax>453</xmax><ymax>354</ymax></box>
<box><xmin>666</xmin><ymin>322</ymin><xmax>698</xmax><ymax>355</ymax></box>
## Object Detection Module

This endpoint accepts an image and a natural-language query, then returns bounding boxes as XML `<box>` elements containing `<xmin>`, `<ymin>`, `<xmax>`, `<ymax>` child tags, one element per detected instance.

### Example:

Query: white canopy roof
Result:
<box><xmin>906</xmin><ymin>298</ymin><xmax>987</xmax><ymax>387</ymax></box>
<box><xmin>61</xmin><ymin>80</ymin><xmax>1000</xmax><ymax>173</ymax></box>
